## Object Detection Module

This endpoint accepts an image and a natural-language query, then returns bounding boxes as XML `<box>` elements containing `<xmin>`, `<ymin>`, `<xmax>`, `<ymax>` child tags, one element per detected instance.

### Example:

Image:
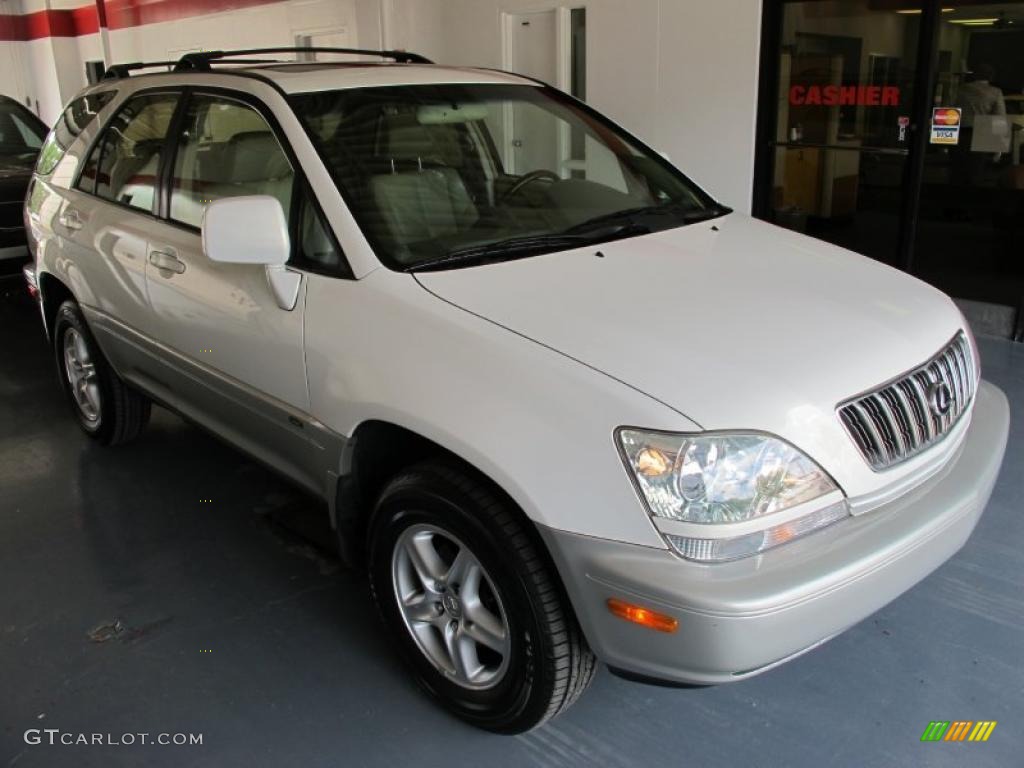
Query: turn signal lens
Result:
<box><xmin>665</xmin><ymin>499</ymin><xmax>849</xmax><ymax>562</ymax></box>
<box><xmin>606</xmin><ymin>598</ymin><xmax>679</xmax><ymax>633</ymax></box>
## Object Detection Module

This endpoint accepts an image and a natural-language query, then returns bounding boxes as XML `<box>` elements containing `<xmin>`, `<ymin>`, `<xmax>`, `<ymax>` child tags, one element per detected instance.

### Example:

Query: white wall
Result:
<box><xmin>2</xmin><ymin>0</ymin><xmax>367</xmax><ymax>125</ymax></box>
<box><xmin>0</xmin><ymin>0</ymin><xmax>765</xmax><ymax>209</ymax></box>
<box><xmin>0</xmin><ymin>0</ymin><xmax>34</xmax><ymax>114</ymax></box>
<box><xmin>388</xmin><ymin>0</ymin><xmax>763</xmax><ymax>212</ymax></box>
<box><xmin>105</xmin><ymin>0</ymin><xmax>361</xmax><ymax>64</ymax></box>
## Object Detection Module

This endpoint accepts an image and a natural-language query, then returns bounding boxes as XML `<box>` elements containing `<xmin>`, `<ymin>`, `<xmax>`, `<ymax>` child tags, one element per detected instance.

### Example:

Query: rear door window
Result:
<box><xmin>79</xmin><ymin>92</ymin><xmax>179</xmax><ymax>214</ymax></box>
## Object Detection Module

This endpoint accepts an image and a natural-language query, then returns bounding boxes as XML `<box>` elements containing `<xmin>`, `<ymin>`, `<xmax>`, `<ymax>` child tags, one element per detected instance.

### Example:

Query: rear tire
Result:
<box><xmin>53</xmin><ymin>300</ymin><xmax>151</xmax><ymax>446</ymax></box>
<box><xmin>367</xmin><ymin>460</ymin><xmax>596</xmax><ymax>733</ymax></box>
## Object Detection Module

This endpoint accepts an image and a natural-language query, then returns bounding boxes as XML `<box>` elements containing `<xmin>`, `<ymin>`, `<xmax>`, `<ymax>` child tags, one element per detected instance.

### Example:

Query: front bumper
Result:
<box><xmin>540</xmin><ymin>379</ymin><xmax>1010</xmax><ymax>685</ymax></box>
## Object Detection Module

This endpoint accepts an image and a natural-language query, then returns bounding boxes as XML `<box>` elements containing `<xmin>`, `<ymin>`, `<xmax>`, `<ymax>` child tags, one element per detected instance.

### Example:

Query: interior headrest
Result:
<box><xmin>228</xmin><ymin>131</ymin><xmax>290</xmax><ymax>183</ymax></box>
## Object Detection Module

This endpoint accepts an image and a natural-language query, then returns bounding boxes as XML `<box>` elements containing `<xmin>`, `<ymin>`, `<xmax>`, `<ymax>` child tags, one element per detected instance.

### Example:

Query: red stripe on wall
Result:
<box><xmin>72</xmin><ymin>6</ymin><xmax>101</xmax><ymax>36</ymax></box>
<box><xmin>0</xmin><ymin>0</ymin><xmax>282</xmax><ymax>40</ymax></box>
<box><xmin>0</xmin><ymin>8</ymin><xmax>99</xmax><ymax>41</ymax></box>
<box><xmin>103</xmin><ymin>0</ymin><xmax>283</xmax><ymax>30</ymax></box>
<box><xmin>0</xmin><ymin>15</ymin><xmax>21</xmax><ymax>41</ymax></box>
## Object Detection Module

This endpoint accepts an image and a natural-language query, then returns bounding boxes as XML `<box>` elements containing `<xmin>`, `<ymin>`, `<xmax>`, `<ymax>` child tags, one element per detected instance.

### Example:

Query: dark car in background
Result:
<box><xmin>0</xmin><ymin>95</ymin><xmax>46</xmax><ymax>275</ymax></box>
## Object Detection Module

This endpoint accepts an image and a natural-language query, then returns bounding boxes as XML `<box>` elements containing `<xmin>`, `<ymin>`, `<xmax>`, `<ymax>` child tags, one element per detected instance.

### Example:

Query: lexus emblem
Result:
<box><xmin>928</xmin><ymin>381</ymin><xmax>953</xmax><ymax>416</ymax></box>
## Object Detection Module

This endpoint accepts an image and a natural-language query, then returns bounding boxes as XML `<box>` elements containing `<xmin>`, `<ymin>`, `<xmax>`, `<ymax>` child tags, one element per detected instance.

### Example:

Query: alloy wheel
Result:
<box><xmin>62</xmin><ymin>327</ymin><xmax>101</xmax><ymax>424</ymax></box>
<box><xmin>391</xmin><ymin>523</ymin><xmax>512</xmax><ymax>690</ymax></box>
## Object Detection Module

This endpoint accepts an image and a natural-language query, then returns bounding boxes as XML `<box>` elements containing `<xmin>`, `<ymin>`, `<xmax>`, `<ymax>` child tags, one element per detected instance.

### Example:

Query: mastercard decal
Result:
<box><xmin>930</xmin><ymin>107</ymin><xmax>962</xmax><ymax>145</ymax></box>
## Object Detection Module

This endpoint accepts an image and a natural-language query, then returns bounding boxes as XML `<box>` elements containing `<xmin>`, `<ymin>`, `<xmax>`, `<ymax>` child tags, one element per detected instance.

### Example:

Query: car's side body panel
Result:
<box><xmin>304</xmin><ymin>268</ymin><xmax>695</xmax><ymax>547</ymax></box>
<box><xmin>140</xmin><ymin>212</ymin><xmax>324</xmax><ymax>493</ymax></box>
<box><xmin>54</xmin><ymin>186</ymin><xmax>155</xmax><ymax>369</ymax></box>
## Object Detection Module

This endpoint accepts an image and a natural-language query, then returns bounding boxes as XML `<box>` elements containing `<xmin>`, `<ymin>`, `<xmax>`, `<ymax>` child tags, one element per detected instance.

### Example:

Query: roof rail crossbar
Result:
<box><xmin>102</xmin><ymin>61</ymin><xmax>179</xmax><ymax>80</ymax></box>
<box><xmin>174</xmin><ymin>46</ymin><xmax>433</xmax><ymax>71</ymax></box>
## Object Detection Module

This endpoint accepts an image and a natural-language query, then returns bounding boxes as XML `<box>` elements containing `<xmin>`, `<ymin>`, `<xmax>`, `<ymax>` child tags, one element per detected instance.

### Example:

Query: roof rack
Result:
<box><xmin>174</xmin><ymin>47</ymin><xmax>433</xmax><ymax>71</ymax></box>
<box><xmin>102</xmin><ymin>61</ymin><xmax>179</xmax><ymax>80</ymax></box>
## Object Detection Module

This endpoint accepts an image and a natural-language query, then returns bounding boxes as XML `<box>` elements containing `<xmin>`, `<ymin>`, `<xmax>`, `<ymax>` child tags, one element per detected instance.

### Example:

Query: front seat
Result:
<box><xmin>370</xmin><ymin>123</ymin><xmax>477</xmax><ymax>247</ymax></box>
<box><xmin>222</xmin><ymin>131</ymin><xmax>294</xmax><ymax>210</ymax></box>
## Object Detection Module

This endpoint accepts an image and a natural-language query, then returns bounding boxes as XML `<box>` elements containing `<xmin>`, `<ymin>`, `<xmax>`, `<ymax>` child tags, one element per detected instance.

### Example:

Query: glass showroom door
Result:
<box><xmin>911</xmin><ymin>1</ymin><xmax>1024</xmax><ymax>337</ymax></box>
<box><xmin>767</xmin><ymin>0</ymin><xmax>925</xmax><ymax>267</ymax></box>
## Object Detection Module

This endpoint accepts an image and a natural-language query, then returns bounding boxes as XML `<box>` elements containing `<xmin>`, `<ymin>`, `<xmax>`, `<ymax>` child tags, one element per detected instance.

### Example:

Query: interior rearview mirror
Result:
<box><xmin>202</xmin><ymin>195</ymin><xmax>301</xmax><ymax>311</ymax></box>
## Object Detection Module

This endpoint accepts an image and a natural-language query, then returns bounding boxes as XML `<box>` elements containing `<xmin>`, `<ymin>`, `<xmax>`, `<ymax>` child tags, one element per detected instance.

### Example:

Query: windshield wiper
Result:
<box><xmin>564</xmin><ymin>202</ymin><xmax>731</xmax><ymax>235</ymax></box>
<box><xmin>407</xmin><ymin>226</ymin><xmax>642</xmax><ymax>273</ymax></box>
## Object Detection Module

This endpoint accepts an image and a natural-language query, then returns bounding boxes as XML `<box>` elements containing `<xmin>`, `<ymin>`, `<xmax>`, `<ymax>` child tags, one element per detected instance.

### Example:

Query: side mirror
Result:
<box><xmin>201</xmin><ymin>195</ymin><xmax>301</xmax><ymax>311</ymax></box>
<box><xmin>202</xmin><ymin>195</ymin><xmax>289</xmax><ymax>266</ymax></box>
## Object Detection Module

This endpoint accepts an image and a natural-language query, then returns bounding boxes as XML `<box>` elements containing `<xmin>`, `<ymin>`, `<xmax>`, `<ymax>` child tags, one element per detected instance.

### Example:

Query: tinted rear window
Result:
<box><xmin>36</xmin><ymin>91</ymin><xmax>116</xmax><ymax>175</ymax></box>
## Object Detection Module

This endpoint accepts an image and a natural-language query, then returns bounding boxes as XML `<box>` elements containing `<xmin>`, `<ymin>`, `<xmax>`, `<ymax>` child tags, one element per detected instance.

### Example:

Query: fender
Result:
<box><xmin>305</xmin><ymin>268</ymin><xmax>698</xmax><ymax>549</ymax></box>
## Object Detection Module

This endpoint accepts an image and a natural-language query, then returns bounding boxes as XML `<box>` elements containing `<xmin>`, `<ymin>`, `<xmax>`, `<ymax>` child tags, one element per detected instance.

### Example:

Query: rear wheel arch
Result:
<box><xmin>38</xmin><ymin>271</ymin><xmax>75</xmax><ymax>340</ymax></box>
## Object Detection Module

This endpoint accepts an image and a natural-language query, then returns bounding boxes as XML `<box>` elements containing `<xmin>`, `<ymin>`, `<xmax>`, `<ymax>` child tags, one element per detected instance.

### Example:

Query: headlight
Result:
<box><xmin>618</xmin><ymin>429</ymin><xmax>849</xmax><ymax>562</ymax></box>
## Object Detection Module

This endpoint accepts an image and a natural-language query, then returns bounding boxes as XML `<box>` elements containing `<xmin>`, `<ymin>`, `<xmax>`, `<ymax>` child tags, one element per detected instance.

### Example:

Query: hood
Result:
<box><xmin>415</xmin><ymin>214</ymin><xmax>965</xmax><ymax>494</ymax></box>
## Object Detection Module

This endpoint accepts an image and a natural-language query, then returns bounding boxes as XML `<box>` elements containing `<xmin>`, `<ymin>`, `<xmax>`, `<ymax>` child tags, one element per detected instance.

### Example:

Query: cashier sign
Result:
<box><xmin>930</xmin><ymin>108</ymin><xmax>961</xmax><ymax>145</ymax></box>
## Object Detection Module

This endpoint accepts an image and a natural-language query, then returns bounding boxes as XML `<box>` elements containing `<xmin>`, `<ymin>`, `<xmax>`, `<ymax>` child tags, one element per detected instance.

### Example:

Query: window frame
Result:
<box><xmin>73</xmin><ymin>84</ymin><xmax>352</xmax><ymax>279</ymax></box>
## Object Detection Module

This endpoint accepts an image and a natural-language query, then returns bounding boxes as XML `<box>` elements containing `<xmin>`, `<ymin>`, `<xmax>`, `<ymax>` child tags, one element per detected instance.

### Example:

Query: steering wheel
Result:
<box><xmin>500</xmin><ymin>169</ymin><xmax>560</xmax><ymax>202</ymax></box>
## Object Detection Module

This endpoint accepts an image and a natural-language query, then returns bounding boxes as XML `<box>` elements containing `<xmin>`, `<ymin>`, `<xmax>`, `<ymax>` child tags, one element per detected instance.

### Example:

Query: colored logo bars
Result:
<box><xmin>921</xmin><ymin>721</ymin><xmax>997</xmax><ymax>742</ymax></box>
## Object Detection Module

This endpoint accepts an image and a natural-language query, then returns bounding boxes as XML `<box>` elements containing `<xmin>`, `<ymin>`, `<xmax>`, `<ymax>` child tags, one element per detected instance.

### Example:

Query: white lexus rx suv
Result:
<box><xmin>23</xmin><ymin>48</ymin><xmax>1010</xmax><ymax>733</ymax></box>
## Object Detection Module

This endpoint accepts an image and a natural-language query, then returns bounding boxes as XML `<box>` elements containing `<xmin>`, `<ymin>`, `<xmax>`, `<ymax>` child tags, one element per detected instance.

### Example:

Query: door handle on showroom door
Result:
<box><xmin>149</xmin><ymin>250</ymin><xmax>186</xmax><ymax>275</ymax></box>
<box><xmin>58</xmin><ymin>208</ymin><xmax>83</xmax><ymax>231</ymax></box>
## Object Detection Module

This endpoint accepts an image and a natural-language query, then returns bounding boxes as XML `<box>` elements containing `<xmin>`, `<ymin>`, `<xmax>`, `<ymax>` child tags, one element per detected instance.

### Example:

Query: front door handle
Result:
<box><xmin>149</xmin><ymin>250</ymin><xmax>186</xmax><ymax>275</ymax></box>
<box><xmin>59</xmin><ymin>208</ymin><xmax>83</xmax><ymax>231</ymax></box>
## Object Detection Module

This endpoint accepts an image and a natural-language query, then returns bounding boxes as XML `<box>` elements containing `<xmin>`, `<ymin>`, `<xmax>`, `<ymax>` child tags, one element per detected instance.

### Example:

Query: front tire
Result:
<box><xmin>368</xmin><ymin>461</ymin><xmax>596</xmax><ymax>733</ymax></box>
<box><xmin>53</xmin><ymin>300</ymin><xmax>151</xmax><ymax>446</ymax></box>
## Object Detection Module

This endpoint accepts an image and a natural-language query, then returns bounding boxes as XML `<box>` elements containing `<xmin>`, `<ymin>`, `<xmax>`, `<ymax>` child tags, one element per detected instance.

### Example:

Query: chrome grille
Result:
<box><xmin>838</xmin><ymin>333</ymin><xmax>976</xmax><ymax>470</ymax></box>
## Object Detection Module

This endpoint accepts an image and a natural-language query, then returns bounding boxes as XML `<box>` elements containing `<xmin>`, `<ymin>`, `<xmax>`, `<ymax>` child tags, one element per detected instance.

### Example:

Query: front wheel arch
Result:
<box><xmin>337</xmin><ymin>420</ymin><xmax>535</xmax><ymax>560</ymax></box>
<box><xmin>334</xmin><ymin>421</ymin><xmax>585</xmax><ymax>641</ymax></box>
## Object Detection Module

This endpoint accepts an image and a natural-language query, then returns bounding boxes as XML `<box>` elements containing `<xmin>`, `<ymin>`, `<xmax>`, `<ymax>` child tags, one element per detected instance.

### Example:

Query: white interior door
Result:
<box><xmin>507</xmin><ymin>10</ymin><xmax>558</xmax><ymax>83</ymax></box>
<box><xmin>504</xmin><ymin>10</ymin><xmax>560</xmax><ymax>175</ymax></box>
<box><xmin>296</xmin><ymin>28</ymin><xmax>354</xmax><ymax>60</ymax></box>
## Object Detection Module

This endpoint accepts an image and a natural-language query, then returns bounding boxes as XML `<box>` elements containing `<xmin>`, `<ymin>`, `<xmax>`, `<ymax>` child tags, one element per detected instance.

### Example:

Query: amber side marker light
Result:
<box><xmin>607</xmin><ymin>598</ymin><xmax>679</xmax><ymax>633</ymax></box>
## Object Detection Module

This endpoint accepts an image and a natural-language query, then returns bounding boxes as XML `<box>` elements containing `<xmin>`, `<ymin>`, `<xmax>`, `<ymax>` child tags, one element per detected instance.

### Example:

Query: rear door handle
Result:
<box><xmin>149</xmin><ymin>250</ymin><xmax>186</xmax><ymax>275</ymax></box>
<box><xmin>59</xmin><ymin>208</ymin><xmax>83</xmax><ymax>231</ymax></box>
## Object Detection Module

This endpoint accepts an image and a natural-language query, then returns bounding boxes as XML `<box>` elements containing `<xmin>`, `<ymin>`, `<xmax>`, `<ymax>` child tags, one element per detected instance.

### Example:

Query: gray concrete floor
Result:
<box><xmin>1</xmin><ymin>275</ymin><xmax>1022</xmax><ymax>768</ymax></box>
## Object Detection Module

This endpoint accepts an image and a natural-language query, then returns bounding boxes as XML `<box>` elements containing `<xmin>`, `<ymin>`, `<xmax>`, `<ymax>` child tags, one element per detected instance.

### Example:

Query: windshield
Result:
<box><xmin>291</xmin><ymin>83</ymin><xmax>724</xmax><ymax>271</ymax></box>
